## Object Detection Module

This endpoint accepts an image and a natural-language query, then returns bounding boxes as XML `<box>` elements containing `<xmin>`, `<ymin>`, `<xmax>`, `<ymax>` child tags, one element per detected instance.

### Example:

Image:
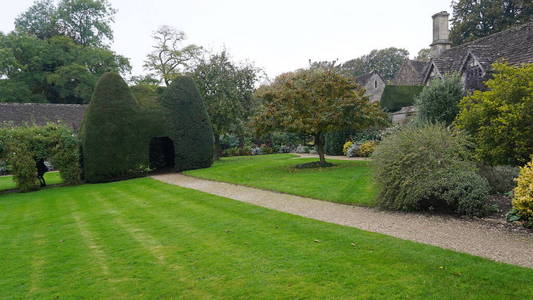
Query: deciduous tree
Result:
<box><xmin>454</xmin><ymin>63</ymin><xmax>533</xmax><ymax>166</ymax></box>
<box><xmin>15</xmin><ymin>0</ymin><xmax>116</xmax><ymax>47</ymax></box>
<box><xmin>190</xmin><ymin>50</ymin><xmax>261</xmax><ymax>157</ymax></box>
<box><xmin>144</xmin><ymin>26</ymin><xmax>202</xmax><ymax>86</ymax></box>
<box><xmin>450</xmin><ymin>0</ymin><xmax>533</xmax><ymax>45</ymax></box>
<box><xmin>253</xmin><ymin>68</ymin><xmax>388</xmax><ymax>165</ymax></box>
<box><xmin>339</xmin><ymin>47</ymin><xmax>409</xmax><ymax>81</ymax></box>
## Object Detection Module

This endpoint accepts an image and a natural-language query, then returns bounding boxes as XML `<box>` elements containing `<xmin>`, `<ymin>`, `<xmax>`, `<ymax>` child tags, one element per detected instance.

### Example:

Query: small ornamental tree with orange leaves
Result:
<box><xmin>253</xmin><ymin>68</ymin><xmax>388</xmax><ymax>165</ymax></box>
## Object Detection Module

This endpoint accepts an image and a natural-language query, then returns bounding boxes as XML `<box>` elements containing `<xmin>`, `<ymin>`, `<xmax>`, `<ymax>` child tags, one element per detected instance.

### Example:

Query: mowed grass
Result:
<box><xmin>0</xmin><ymin>172</ymin><xmax>63</xmax><ymax>191</ymax></box>
<box><xmin>185</xmin><ymin>154</ymin><xmax>377</xmax><ymax>206</ymax></box>
<box><xmin>1</xmin><ymin>178</ymin><xmax>531</xmax><ymax>299</ymax></box>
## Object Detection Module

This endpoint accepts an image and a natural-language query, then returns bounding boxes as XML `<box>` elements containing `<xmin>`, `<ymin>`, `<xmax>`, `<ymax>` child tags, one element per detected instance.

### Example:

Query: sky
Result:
<box><xmin>0</xmin><ymin>0</ymin><xmax>453</xmax><ymax>79</ymax></box>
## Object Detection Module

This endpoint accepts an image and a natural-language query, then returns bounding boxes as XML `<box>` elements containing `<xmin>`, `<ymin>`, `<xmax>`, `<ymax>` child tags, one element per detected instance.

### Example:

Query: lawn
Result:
<box><xmin>185</xmin><ymin>154</ymin><xmax>377</xmax><ymax>206</ymax></box>
<box><xmin>1</xmin><ymin>178</ymin><xmax>531</xmax><ymax>299</ymax></box>
<box><xmin>0</xmin><ymin>172</ymin><xmax>63</xmax><ymax>192</ymax></box>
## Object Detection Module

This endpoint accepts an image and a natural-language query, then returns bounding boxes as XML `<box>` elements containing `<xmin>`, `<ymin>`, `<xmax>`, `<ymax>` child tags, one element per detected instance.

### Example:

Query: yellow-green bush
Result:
<box><xmin>512</xmin><ymin>159</ymin><xmax>533</xmax><ymax>227</ymax></box>
<box><xmin>358</xmin><ymin>141</ymin><xmax>378</xmax><ymax>157</ymax></box>
<box><xmin>342</xmin><ymin>141</ymin><xmax>353</xmax><ymax>156</ymax></box>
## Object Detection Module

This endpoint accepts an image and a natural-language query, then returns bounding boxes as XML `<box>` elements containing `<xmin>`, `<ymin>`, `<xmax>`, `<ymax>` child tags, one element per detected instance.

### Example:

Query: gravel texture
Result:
<box><xmin>152</xmin><ymin>173</ymin><xmax>533</xmax><ymax>268</ymax></box>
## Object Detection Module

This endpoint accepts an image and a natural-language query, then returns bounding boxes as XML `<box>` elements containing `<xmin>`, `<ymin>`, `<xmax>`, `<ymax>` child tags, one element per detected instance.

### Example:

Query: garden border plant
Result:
<box><xmin>0</xmin><ymin>123</ymin><xmax>81</xmax><ymax>192</ymax></box>
<box><xmin>371</xmin><ymin>123</ymin><xmax>491</xmax><ymax>217</ymax></box>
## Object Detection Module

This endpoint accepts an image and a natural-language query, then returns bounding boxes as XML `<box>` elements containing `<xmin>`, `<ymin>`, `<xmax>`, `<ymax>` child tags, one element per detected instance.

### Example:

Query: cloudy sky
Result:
<box><xmin>0</xmin><ymin>0</ymin><xmax>452</xmax><ymax>79</ymax></box>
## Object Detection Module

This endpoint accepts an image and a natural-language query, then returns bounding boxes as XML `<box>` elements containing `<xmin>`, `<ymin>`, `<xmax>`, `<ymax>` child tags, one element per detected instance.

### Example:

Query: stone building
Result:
<box><xmin>0</xmin><ymin>103</ymin><xmax>87</xmax><ymax>130</ymax></box>
<box><xmin>397</xmin><ymin>11</ymin><xmax>533</xmax><ymax>91</ymax></box>
<box><xmin>355</xmin><ymin>71</ymin><xmax>386</xmax><ymax>103</ymax></box>
<box><xmin>389</xmin><ymin>11</ymin><xmax>533</xmax><ymax>123</ymax></box>
<box><xmin>391</xmin><ymin>60</ymin><xmax>427</xmax><ymax>86</ymax></box>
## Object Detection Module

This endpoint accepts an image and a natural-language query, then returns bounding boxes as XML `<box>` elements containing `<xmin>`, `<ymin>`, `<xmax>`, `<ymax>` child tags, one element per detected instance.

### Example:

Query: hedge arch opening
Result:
<box><xmin>149</xmin><ymin>137</ymin><xmax>175</xmax><ymax>171</ymax></box>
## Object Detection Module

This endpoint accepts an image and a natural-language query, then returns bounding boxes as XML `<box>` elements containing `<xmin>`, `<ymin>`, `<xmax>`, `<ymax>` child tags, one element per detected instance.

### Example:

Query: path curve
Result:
<box><xmin>152</xmin><ymin>174</ymin><xmax>533</xmax><ymax>268</ymax></box>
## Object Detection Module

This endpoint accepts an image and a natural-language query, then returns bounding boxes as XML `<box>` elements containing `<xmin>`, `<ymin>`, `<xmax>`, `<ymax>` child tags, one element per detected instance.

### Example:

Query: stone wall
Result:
<box><xmin>391</xmin><ymin>106</ymin><xmax>418</xmax><ymax>125</ymax></box>
<box><xmin>362</xmin><ymin>73</ymin><xmax>385</xmax><ymax>103</ymax></box>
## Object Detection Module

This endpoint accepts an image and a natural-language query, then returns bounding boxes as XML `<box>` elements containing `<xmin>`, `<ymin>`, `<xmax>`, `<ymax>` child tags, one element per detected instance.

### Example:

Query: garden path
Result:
<box><xmin>152</xmin><ymin>173</ymin><xmax>533</xmax><ymax>268</ymax></box>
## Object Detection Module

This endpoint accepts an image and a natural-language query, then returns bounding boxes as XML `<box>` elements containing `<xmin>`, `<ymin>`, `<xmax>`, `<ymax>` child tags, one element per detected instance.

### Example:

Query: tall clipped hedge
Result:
<box><xmin>380</xmin><ymin>85</ymin><xmax>424</xmax><ymax>112</ymax></box>
<box><xmin>81</xmin><ymin>72</ymin><xmax>147</xmax><ymax>182</ymax></box>
<box><xmin>325</xmin><ymin>129</ymin><xmax>356</xmax><ymax>155</ymax></box>
<box><xmin>161</xmin><ymin>76</ymin><xmax>214</xmax><ymax>171</ymax></box>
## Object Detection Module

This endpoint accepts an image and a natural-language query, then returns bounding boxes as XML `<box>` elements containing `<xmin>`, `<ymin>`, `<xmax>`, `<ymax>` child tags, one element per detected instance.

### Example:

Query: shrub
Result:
<box><xmin>455</xmin><ymin>63</ymin><xmax>533</xmax><ymax>166</ymax></box>
<box><xmin>478</xmin><ymin>165</ymin><xmax>519</xmax><ymax>194</ymax></box>
<box><xmin>357</xmin><ymin>141</ymin><xmax>377</xmax><ymax>157</ymax></box>
<box><xmin>7</xmin><ymin>138</ymin><xmax>37</xmax><ymax>192</ymax></box>
<box><xmin>325</xmin><ymin>129</ymin><xmax>356</xmax><ymax>155</ymax></box>
<box><xmin>347</xmin><ymin>143</ymin><xmax>359</xmax><ymax>157</ymax></box>
<box><xmin>81</xmin><ymin>72</ymin><xmax>146</xmax><ymax>182</ymax></box>
<box><xmin>223</xmin><ymin>147</ymin><xmax>240</xmax><ymax>157</ymax></box>
<box><xmin>372</xmin><ymin>123</ymin><xmax>490</xmax><ymax>216</ymax></box>
<box><xmin>342</xmin><ymin>141</ymin><xmax>353</xmax><ymax>156</ymax></box>
<box><xmin>0</xmin><ymin>124</ymin><xmax>81</xmax><ymax>191</ymax></box>
<box><xmin>260</xmin><ymin>144</ymin><xmax>275</xmax><ymax>154</ymax></box>
<box><xmin>512</xmin><ymin>159</ymin><xmax>533</xmax><ymax>227</ymax></box>
<box><xmin>415</xmin><ymin>74</ymin><xmax>464</xmax><ymax>125</ymax></box>
<box><xmin>160</xmin><ymin>76</ymin><xmax>214</xmax><ymax>171</ymax></box>
<box><xmin>278</xmin><ymin>145</ymin><xmax>292</xmax><ymax>153</ymax></box>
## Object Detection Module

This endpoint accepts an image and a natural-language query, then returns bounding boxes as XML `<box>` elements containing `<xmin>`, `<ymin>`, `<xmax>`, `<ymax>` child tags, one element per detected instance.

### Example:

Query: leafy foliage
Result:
<box><xmin>455</xmin><ymin>63</ymin><xmax>533</xmax><ymax>166</ymax></box>
<box><xmin>380</xmin><ymin>85</ymin><xmax>424</xmax><ymax>112</ymax></box>
<box><xmin>160</xmin><ymin>76</ymin><xmax>214</xmax><ymax>171</ymax></box>
<box><xmin>372</xmin><ymin>123</ymin><xmax>490</xmax><ymax>216</ymax></box>
<box><xmin>254</xmin><ymin>68</ymin><xmax>388</xmax><ymax>163</ymax></box>
<box><xmin>414</xmin><ymin>48</ymin><xmax>431</xmax><ymax>62</ymax></box>
<box><xmin>15</xmin><ymin>0</ymin><xmax>117</xmax><ymax>47</ymax></box>
<box><xmin>357</xmin><ymin>141</ymin><xmax>377</xmax><ymax>157</ymax></box>
<box><xmin>0</xmin><ymin>123</ymin><xmax>81</xmax><ymax>191</ymax></box>
<box><xmin>339</xmin><ymin>47</ymin><xmax>409</xmax><ymax>81</ymax></box>
<box><xmin>512</xmin><ymin>158</ymin><xmax>533</xmax><ymax>227</ymax></box>
<box><xmin>325</xmin><ymin>129</ymin><xmax>356</xmax><ymax>155</ymax></box>
<box><xmin>450</xmin><ymin>0</ymin><xmax>533</xmax><ymax>45</ymax></box>
<box><xmin>81</xmin><ymin>72</ymin><xmax>146</xmax><ymax>182</ymax></box>
<box><xmin>478</xmin><ymin>165</ymin><xmax>519</xmax><ymax>194</ymax></box>
<box><xmin>191</xmin><ymin>50</ymin><xmax>261</xmax><ymax>157</ymax></box>
<box><xmin>415</xmin><ymin>74</ymin><xmax>464</xmax><ymax>125</ymax></box>
<box><xmin>144</xmin><ymin>26</ymin><xmax>202</xmax><ymax>86</ymax></box>
<box><xmin>0</xmin><ymin>32</ymin><xmax>130</xmax><ymax>104</ymax></box>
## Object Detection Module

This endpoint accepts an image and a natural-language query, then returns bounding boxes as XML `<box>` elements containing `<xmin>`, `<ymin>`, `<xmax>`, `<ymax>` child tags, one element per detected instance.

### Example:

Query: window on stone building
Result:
<box><xmin>374</xmin><ymin>80</ymin><xmax>377</xmax><ymax>88</ymax></box>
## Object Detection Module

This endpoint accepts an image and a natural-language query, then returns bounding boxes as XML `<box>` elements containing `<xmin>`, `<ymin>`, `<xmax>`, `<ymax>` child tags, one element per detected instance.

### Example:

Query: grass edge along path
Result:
<box><xmin>0</xmin><ymin>178</ymin><xmax>532</xmax><ymax>299</ymax></box>
<box><xmin>184</xmin><ymin>154</ymin><xmax>377</xmax><ymax>206</ymax></box>
<box><xmin>153</xmin><ymin>173</ymin><xmax>533</xmax><ymax>268</ymax></box>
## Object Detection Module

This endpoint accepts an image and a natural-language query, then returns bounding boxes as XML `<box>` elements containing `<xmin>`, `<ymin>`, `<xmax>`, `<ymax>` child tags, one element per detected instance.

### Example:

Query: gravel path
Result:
<box><xmin>152</xmin><ymin>174</ymin><xmax>533</xmax><ymax>268</ymax></box>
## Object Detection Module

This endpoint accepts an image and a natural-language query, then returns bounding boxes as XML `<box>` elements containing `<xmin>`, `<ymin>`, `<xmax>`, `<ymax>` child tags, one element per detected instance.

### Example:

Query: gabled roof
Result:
<box><xmin>0</xmin><ymin>103</ymin><xmax>87</xmax><ymax>130</ymax></box>
<box><xmin>423</xmin><ymin>21</ymin><xmax>533</xmax><ymax>83</ymax></box>
<box><xmin>355</xmin><ymin>71</ymin><xmax>384</xmax><ymax>86</ymax></box>
<box><xmin>410</xmin><ymin>60</ymin><xmax>428</xmax><ymax>74</ymax></box>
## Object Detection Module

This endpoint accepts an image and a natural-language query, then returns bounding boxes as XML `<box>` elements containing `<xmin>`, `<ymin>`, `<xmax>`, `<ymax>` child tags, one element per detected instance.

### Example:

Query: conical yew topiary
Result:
<box><xmin>81</xmin><ymin>72</ymin><xmax>147</xmax><ymax>182</ymax></box>
<box><xmin>161</xmin><ymin>76</ymin><xmax>214</xmax><ymax>171</ymax></box>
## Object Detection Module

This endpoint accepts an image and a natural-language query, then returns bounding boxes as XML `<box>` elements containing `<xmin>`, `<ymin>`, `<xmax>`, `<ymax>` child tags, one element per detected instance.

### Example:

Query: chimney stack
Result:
<box><xmin>430</xmin><ymin>11</ymin><xmax>452</xmax><ymax>58</ymax></box>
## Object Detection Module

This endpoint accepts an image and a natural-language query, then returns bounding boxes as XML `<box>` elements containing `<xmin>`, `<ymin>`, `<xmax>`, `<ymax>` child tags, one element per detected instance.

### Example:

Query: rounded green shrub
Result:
<box><xmin>477</xmin><ymin>165</ymin><xmax>519</xmax><ymax>194</ymax></box>
<box><xmin>81</xmin><ymin>72</ymin><xmax>147</xmax><ymax>182</ymax></box>
<box><xmin>415</xmin><ymin>74</ymin><xmax>464</xmax><ymax>125</ymax></box>
<box><xmin>371</xmin><ymin>123</ymin><xmax>490</xmax><ymax>216</ymax></box>
<box><xmin>160</xmin><ymin>76</ymin><xmax>214</xmax><ymax>171</ymax></box>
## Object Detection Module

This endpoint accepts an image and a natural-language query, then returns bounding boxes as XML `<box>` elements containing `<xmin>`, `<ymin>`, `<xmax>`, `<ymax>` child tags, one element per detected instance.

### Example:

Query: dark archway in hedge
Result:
<box><xmin>81</xmin><ymin>72</ymin><xmax>214</xmax><ymax>182</ymax></box>
<box><xmin>149</xmin><ymin>137</ymin><xmax>175</xmax><ymax>170</ymax></box>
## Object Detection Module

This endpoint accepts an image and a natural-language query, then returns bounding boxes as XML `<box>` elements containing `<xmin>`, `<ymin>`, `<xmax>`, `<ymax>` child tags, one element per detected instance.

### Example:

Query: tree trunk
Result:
<box><xmin>213</xmin><ymin>133</ymin><xmax>222</xmax><ymax>160</ymax></box>
<box><xmin>315</xmin><ymin>133</ymin><xmax>326</xmax><ymax>164</ymax></box>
